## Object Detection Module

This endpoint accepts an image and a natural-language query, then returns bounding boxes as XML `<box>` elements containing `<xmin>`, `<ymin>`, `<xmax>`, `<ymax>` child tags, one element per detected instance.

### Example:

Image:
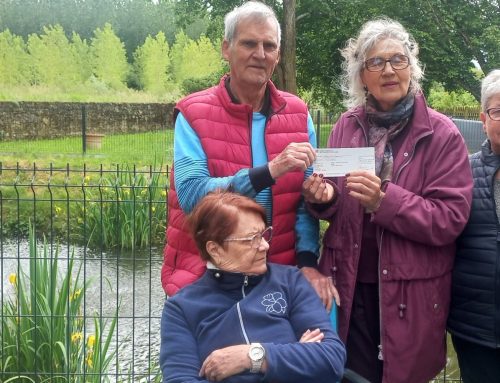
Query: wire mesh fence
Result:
<box><xmin>0</xmin><ymin>163</ymin><xmax>465</xmax><ymax>382</ymax></box>
<box><xmin>1</xmin><ymin>163</ymin><xmax>168</xmax><ymax>382</ymax></box>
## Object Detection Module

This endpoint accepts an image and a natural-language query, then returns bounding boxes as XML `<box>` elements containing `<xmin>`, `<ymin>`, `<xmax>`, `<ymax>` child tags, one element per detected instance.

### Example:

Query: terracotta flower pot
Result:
<box><xmin>85</xmin><ymin>133</ymin><xmax>105</xmax><ymax>149</ymax></box>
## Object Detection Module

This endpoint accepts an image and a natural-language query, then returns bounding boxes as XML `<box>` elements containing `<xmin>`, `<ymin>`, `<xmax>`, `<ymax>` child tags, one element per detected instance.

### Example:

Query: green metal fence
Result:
<box><xmin>0</xmin><ymin>163</ymin><xmax>462</xmax><ymax>382</ymax></box>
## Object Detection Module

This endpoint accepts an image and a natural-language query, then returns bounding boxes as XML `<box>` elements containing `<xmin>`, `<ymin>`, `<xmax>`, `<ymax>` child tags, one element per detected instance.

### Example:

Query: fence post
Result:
<box><xmin>82</xmin><ymin>104</ymin><xmax>87</xmax><ymax>154</ymax></box>
<box><xmin>315</xmin><ymin>110</ymin><xmax>321</xmax><ymax>148</ymax></box>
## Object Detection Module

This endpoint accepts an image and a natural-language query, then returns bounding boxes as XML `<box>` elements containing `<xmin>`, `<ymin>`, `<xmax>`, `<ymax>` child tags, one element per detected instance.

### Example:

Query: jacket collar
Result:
<box><xmin>480</xmin><ymin>139</ymin><xmax>500</xmax><ymax>167</ymax></box>
<box><xmin>205</xmin><ymin>262</ymin><xmax>265</xmax><ymax>292</ymax></box>
<box><xmin>216</xmin><ymin>74</ymin><xmax>286</xmax><ymax>118</ymax></box>
<box><xmin>346</xmin><ymin>92</ymin><xmax>433</xmax><ymax>146</ymax></box>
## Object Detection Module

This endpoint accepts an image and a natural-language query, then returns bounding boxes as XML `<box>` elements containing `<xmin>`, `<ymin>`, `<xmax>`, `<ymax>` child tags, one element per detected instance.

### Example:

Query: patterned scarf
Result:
<box><xmin>365</xmin><ymin>93</ymin><xmax>415</xmax><ymax>183</ymax></box>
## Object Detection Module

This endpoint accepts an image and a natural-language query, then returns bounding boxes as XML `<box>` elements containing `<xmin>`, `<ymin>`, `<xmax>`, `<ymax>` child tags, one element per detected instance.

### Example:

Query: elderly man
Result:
<box><xmin>161</xmin><ymin>1</ymin><xmax>334</xmax><ymax>308</ymax></box>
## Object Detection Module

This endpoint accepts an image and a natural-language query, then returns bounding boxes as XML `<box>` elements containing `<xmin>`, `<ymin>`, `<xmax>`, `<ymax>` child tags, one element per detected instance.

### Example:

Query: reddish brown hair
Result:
<box><xmin>187</xmin><ymin>190</ymin><xmax>266</xmax><ymax>261</ymax></box>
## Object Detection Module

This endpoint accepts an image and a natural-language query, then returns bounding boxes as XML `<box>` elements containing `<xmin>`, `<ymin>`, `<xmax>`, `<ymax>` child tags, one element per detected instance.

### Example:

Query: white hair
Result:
<box><xmin>224</xmin><ymin>1</ymin><xmax>281</xmax><ymax>47</ymax></box>
<box><xmin>340</xmin><ymin>17</ymin><xmax>424</xmax><ymax>109</ymax></box>
<box><xmin>481</xmin><ymin>69</ymin><xmax>500</xmax><ymax>111</ymax></box>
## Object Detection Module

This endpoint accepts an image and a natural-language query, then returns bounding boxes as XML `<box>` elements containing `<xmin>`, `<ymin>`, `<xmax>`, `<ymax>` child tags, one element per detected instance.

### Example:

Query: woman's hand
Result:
<box><xmin>300</xmin><ymin>268</ymin><xmax>340</xmax><ymax>312</ymax></box>
<box><xmin>302</xmin><ymin>173</ymin><xmax>335</xmax><ymax>204</ymax></box>
<box><xmin>345</xmin><ymin>171</ymin><xmax>384</xmax><ymax>213</ymax></box>
<box><xmin>300</xmin><ymin>328</ymin><xmax>324</xmax><ymax>343</ymax></box>
<box><xmin>200</xmin><ymin>344</ymin><xmax>261</xmax><ymax>381</ymax></box>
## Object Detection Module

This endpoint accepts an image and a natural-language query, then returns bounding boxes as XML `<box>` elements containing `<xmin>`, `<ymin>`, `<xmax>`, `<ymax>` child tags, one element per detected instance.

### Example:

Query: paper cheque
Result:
<box><xmin>313</xmin><ymin>147</ymin><xmax>376</xmax><ymax>177</ymax></box>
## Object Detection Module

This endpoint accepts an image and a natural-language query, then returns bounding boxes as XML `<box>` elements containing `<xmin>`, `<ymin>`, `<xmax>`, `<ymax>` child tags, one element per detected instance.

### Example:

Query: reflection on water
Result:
<box><xmin>1</xmin><ymin>239</ymin><xmax>165</xmax><ymax>381</ymax></box>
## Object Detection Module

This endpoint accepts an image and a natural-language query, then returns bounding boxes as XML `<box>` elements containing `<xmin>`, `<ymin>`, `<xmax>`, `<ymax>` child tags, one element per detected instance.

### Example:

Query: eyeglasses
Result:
<box><xmin>364</xmin><ymin>54</ymin><xmax>410</xmax><ymax>72</ymax></box>
<box><xmin>224</xmin><ymin>226</ymin><xmax>273</xmax><ymax>249</ymax></box>
<box><xmin>486</xmin><ymin>108</ymin><xmax>500</xmax><ymax>121</ymax></box>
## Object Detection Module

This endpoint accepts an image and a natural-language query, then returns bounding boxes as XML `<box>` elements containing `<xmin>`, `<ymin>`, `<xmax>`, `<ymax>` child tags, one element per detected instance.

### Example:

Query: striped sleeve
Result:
<box><xmin>173</xmin><ymin>113</ymin><xmax>257</xmax><ymax>213</ymax></box>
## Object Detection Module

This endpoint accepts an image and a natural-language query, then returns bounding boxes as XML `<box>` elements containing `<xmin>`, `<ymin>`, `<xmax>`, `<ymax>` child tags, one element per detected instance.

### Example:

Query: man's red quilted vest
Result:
<box><xmin>161</xmin><ymin>76</ymin><xmax>309</xmax><ymax>296</ymax></box>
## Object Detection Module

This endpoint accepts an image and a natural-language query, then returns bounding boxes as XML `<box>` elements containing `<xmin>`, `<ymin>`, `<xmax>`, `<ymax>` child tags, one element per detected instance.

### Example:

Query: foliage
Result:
<box><xmin>169</xmin><ymin>30</ymin><xmax>193</xmax><ymax>84</ymax></box>
<box><xmin>0</xmin><ymin>129</ymin><xmax>171</xmax><ymax>248</ymax></box>
<box><xmin>0</xmin><ymin>29</ymin><xmax>30</xmax><ymax>85</ymax></box>
<box><xmin>181</xmin><ymin>72</ymin><xmax>222</xmax><ymax>95</ymax></box>
<box><xmin>76</xmin><ymin>165</ymin><xmax>167</xmax><ymax>250</ymax></box>
<box><xmin>0</xmin><ymin>0</ymin><xmax>190</xmax><ymax>60</ymax></box>
<box><xmin>1</xmin><ymin>0</ymin><xmax>498</xmax><ymax>107</ymax></box>
<box><xmin>0</xmin><ymin>84</ymin><xmax>180</xmax><ymax>103</ymax></box>
<box><xmin>91</xmin><ymin>23</ymin><xmax>129</xmax><ymax>90</ymax></box>
<box><xmin>178</xmin><ymin>35</ymin><xmax>223</xmax><ymax>84</ymax></box>
<box><xmin>27</xmin><ymin>25</ymin><xmax>83</xmax><ymax>88</ymax></box>
<box><xmin>0</xmin><ymin>226</ymin><xmax>117</xmax><ymax>382</ymax></box>
<box><xmin>133</xmin><ymin>32</ymin><xmax>173</xmax><ymax>94</ymax></box>
<box><xmin>427</xmin><ymin>82</ymin><xmax>480</xmax><ymax>111</ymax></box>
<box><xmin>71</xmin><ymin>33</ymin><xmax>93</xmax><ymax>83</ymax></box>
<box><xmin>169</xmin><ymin>31</ymin><xmax>224</xmax><ymax>86</ymax></box>
<box><xmin>295</xmin><ymin>0</ymin><xmax>500</xmax><ymax>107</ymax></box>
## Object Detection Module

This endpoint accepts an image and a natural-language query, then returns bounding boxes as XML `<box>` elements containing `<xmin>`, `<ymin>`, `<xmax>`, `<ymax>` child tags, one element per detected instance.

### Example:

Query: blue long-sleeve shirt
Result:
<box><xmin>173</xmin><ymin>111</ymin><xmax>319</xmax><ymax>262</ymax></box>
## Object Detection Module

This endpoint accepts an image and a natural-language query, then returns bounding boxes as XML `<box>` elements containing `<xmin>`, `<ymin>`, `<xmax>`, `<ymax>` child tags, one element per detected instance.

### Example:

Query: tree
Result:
<box><xmin>133</xmin><ymin>32</ymin><xmax>172</xmax><ymax>94</ymax></box>
<box><xmin>0</xmin><ymin>0</ymin><xmax>206</xmax><ymax>61</ymax></box>
<box><xmin>71</xmin><ymin>32</ymin><xmax>92</xmax><ymax>83</ymax></box>
<box><xmin>296</xmin><ymin>0</ymin><xmax>500</xmax><ymax>108</ymax></box>
<box><xmin>90</xmin><ymin>23</ymin><xmax>129</xmax><ymax>90</ymax></box>
<box><xmin>427</xmin><ymin>82</ymin><xmax>479</xmax><ymax>110</ymax></box>
<box><xmin>169</xmin><ymin>30</ymin><xmax>192</xmax><ymax>84</ymax></box>
<box><xmin>27</xmin><ymin>25</ymin><xmax>82</xmax><ymax>87</ymax></box>
<box><xmin>0</xmin><ymin>29</ymin><xmax>30</xmax><ymax>85</ymax></box>
<box><xmin>173</xmin><ymin>35</ymin><xmax>223</xmax><ymax>85</ymax></box>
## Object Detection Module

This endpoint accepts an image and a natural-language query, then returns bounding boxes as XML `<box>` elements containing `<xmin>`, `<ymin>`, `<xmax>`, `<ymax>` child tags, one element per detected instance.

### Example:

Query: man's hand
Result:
<box><xmin>300</xmin><ymin>267</ymin><xmax>340</xmax><ymax>312</ymax></box>
<box><xmin>269</xmin><ymin>142</ymin><xmax>316</xmax><ymax>180</ymax></box>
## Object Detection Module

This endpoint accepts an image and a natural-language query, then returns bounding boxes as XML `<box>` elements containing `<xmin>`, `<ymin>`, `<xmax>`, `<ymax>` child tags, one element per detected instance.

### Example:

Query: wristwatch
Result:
<box><xmin>248</xmin><ymin>343</ymin><xmax>265</xmax><ymax>373</ymax></box>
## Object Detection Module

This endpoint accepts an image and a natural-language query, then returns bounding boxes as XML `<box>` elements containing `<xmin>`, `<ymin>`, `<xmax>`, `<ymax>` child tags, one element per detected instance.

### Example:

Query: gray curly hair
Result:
<box><xmin>340</xmin><ymin>17</ymin><xmax>424</xmax><ymax>109</ymax></box>
<box><xmin>481</xmin><ymin>69</ymin><xmax>500</xmax><ymax>112</ymax></box>
<box><xmin>224</xmin><ymin>1</ymin><xmax>281</xmax><ymax>47</ymax></box>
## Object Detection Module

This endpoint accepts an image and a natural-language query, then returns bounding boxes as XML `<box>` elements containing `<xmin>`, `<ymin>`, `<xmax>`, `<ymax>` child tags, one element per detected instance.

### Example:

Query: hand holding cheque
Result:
<box><xmin>303</xmin><ymin>148</ymin><xmax>384</xmax><ymax>213</ymax></box>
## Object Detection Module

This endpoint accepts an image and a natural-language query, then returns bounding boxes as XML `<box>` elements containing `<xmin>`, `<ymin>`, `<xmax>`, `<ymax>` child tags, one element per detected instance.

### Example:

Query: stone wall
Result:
<box><xmin>0</xmin><ymin>102</ymin><xmax>175</xmax><ymax>141</ymax></box>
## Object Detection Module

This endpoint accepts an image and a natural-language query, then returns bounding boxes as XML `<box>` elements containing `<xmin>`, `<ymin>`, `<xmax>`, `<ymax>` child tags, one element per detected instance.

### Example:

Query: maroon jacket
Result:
<box><xmin>308</xmin><ymin>93</ymin><xmax>473</xmax><ymax>383</ymax></box>
<box><xmin>162</xmin><ymin>77</ymin><xmax>310</xmax><ymax>296</ymax></box>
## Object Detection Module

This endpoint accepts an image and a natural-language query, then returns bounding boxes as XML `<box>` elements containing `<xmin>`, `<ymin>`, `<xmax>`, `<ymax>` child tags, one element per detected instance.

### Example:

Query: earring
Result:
<box><xmin>364</xmin><ymin>85</ymin><xmax>369</xmax><ymax>98</ymax></box>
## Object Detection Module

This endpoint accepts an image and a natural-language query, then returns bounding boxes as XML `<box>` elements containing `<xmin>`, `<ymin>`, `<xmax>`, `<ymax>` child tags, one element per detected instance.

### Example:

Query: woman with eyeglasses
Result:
<box><xmin>447</xmin><ymin>70</ymin><xmax>500</xmax><ymax>383</ymax></box>
<box><xmin>159</xmin><ymin>191</ymin><xmax>346</xmax><ymax>383</ymax></box>
<box><xmin>302</xmin><ymin>18</ymin><xmax>473</xmax><ymax>383</ymax></box>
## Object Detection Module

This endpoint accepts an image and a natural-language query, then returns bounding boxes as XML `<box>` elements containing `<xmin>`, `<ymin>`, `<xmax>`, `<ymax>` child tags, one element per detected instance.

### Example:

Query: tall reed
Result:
<box><xmin>79</xmin><ymin>166</ymin><xmax>167</xmax><ymax>250</ymax></box>
<box><xmin>1</xmin><ymin>226</ymin><xmax>117</xmax><ymax>382</ymax></box>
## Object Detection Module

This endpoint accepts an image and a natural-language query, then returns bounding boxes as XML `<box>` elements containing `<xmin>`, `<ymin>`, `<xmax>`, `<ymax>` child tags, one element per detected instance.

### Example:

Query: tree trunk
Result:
<box><xmin>278</xmin><ymin>0</ymin><xmax>297</xmax><ymax>94</ymax></box>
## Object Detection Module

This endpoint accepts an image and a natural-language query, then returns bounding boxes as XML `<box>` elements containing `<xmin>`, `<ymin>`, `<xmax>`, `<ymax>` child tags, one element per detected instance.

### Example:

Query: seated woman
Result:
<box><xmin>160</xmin><ymin>191</ymin><xmax>346</xmax><ymax>383</ymax></box>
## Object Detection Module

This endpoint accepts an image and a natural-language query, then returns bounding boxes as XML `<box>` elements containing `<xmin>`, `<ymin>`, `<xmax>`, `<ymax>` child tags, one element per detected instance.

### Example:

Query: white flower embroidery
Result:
<box><xmin>261</xmin><ymin>292</ymin><xmax>287</xmax><ymax>314</ymax></box>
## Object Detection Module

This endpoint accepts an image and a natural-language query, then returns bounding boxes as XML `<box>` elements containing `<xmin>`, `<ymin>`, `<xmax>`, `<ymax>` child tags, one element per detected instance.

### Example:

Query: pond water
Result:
<box><xmin>1</xmin><ymin>239</ymin><xmax>462</xmax><ymax>382</ymax></box>
<box><xmin>1</xmin><ymin>239</ymin><xmax>165</xmax><ymax>381</ymax></box>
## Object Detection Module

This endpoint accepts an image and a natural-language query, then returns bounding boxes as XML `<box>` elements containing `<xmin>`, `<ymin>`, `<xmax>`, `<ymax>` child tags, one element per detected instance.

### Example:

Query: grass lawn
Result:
<box><xmin>0</xmin><ymin>129</ymin><xmax>174</xmax><ymax>169</ymax></box>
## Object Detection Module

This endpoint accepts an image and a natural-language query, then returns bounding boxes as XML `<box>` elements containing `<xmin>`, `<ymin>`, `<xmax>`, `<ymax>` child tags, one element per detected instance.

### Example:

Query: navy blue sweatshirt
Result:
<box><xmin>160</xmin><ymin>263</ymin><xmax>346</xmax><ymax>382</ymax></box>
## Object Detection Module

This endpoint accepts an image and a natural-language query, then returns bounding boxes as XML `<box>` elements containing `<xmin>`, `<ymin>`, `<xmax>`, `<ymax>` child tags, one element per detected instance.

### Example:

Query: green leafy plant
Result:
<box><xmin>78</xmin><ymin>165</ymin><xmax>167</xmax><ymax>250</ymax></box>
<box><xmin>0</xmin><ymin>225</ymin><xmax>118</xmax><ymax>382</ymax></box>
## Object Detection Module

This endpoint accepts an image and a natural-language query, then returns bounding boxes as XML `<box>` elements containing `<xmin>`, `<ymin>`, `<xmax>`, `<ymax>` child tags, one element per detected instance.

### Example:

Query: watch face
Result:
<box><xmin>250</xmin><ymin>346</ymin><xmax>264</xmax><ymax>361</ymax></box>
